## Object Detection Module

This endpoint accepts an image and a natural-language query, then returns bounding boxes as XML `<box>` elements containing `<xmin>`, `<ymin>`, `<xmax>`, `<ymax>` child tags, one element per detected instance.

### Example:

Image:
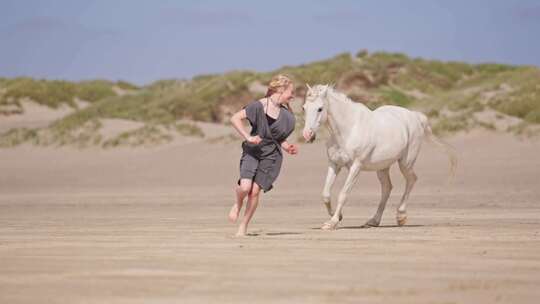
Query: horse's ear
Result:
<box><xmin>322</xmin><ymin>84</ymin><xmax>330</xmax><ymax>97</ymax></box>
<box><xmin>306</xmin><ymin>83</ymin><xmax>312</xmax><ymax>91</ymax></box>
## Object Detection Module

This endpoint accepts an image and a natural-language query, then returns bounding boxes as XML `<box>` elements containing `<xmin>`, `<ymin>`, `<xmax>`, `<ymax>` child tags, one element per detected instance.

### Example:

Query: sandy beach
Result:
<box><xmin>1</xmin><ymin>128</ymin><xmax>539</xmax><ymax>303</ymax></box>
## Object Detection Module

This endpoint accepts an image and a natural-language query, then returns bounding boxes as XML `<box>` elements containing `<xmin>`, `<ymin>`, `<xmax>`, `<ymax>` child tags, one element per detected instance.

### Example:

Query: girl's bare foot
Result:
<box><xmin>235</xmin><ymin>224</ymin><xmax>247</xmax><ymax>237</ymax></box>
<box><xmin>228</xmin><ymin>203</ymin><xmax>241</xmax><ymax>223</ymax></box>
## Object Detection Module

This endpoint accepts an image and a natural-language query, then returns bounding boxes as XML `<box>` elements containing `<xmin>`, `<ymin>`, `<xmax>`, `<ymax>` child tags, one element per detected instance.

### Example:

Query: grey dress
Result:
<box><xmin>237</xmin><ymin>99</ymin><xmax>296</xmax><ymax>192</ymax></box>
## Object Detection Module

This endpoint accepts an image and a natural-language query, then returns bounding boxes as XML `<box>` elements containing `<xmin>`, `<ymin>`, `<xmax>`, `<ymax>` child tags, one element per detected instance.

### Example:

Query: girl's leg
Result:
<box><xmin>236</xmin><ymin>182</ymin><xmax>261</xmax><ymax>236</ymax></box>
<box><xmin>229</xmin><ymin>179</ymin><xmax>252</xmax><ymax>223</ymax></box>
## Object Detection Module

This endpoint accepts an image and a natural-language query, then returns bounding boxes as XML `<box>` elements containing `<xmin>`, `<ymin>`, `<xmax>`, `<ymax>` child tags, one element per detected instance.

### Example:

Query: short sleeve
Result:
<box><xmin>242</xmin><ymin>100</ymin><xmax>259</xmax><ymax>125</ymax></box>
<box><xmin>278</xmin><ymin>110</ymin><xmax>296</xmax><ymax>143</ymax></box>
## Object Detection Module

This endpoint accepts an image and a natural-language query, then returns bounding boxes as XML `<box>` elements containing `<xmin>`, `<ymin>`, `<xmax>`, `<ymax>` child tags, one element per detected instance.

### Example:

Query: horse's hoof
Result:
<box><xmin>396</xmin><ymin>213</ymin><xmax>407</xmax><ymax>226</ymax></box>
<box><xmin>361</xmin><ymin>219</ymin><xmax>380</xmax><ymax>228</ymax></box>
<box><xmin>321</xmin><ymin>221</ymin><xmax>338</xmax><ymax>230</ymax></box>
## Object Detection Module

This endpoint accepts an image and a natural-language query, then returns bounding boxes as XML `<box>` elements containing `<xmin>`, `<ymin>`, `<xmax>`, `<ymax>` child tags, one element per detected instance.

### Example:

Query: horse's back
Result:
<box><xmin>373</xmin><ymin>105</ymin><xmax>426</xmax><ymax>135</ymax></box>
<box><xmin>363</xmin><ymin>106</ymin><xmax>426</xmax><ymax>161</ymax></box>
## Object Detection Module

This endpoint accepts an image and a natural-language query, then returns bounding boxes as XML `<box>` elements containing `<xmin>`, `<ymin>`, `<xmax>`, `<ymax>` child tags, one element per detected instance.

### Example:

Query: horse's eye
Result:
<box><xmin>317</xmin><ymin>108</ymin><xmax>323</xmax><ymax>112</ymax></box>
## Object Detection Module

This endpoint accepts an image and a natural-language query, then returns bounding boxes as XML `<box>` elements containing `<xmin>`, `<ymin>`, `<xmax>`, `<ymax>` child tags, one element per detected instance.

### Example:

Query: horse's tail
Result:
<box><xmin>416</xmin><ymin>112</ymin><xmax>458</xmax><ymax>183</ymax></box>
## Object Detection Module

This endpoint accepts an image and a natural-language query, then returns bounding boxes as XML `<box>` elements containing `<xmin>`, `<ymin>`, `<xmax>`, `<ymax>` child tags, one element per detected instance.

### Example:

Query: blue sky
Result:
<box><xmin>1</xmin><ymin>0</ymin><xmax>539</xmax><ymax>85</ymax></box>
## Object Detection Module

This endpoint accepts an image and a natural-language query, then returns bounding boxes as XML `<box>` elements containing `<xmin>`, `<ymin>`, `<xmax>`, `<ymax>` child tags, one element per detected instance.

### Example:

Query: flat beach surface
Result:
<box><xmin>1</xmin><ymin>130</ymin><xmax>539</xmax><ymax>303</ymax></box>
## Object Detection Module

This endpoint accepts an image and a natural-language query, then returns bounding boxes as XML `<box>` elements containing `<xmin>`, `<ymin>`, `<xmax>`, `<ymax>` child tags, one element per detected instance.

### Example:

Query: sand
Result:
<box><xmin>1</xmin><ymin>129</ymin><xmax>540</xmax><ymax>303</ymax></box>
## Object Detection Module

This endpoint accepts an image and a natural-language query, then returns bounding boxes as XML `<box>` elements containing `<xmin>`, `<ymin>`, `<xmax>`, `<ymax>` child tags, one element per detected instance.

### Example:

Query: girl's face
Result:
<box><xmin>278</xmin><ymin>84</ymin><xmax>295</xmax><ymax>103</ymax></box>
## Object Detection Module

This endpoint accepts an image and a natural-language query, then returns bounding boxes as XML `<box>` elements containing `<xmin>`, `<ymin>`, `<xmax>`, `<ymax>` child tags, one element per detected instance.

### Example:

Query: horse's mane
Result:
<box><xmin>326</xmin><ymin>86</ymin><xmax>354</xmax><ymax>104</ymax></box>
<box><xmin>311</xmin><ymin>85</ymin><xmax>370</xmax><ymax>112</ymax></box>
<box><xmin>309</xmin><ymin>85</ymin><xmax>353</xmax><ymax>104</ymax></box>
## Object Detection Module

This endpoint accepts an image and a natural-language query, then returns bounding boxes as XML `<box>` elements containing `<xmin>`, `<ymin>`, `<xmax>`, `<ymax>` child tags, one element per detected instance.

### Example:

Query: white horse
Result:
<box><xmin>302</xmin><ymin>84</ymin><xmax>457</xmax><ymax>230</ymax></box>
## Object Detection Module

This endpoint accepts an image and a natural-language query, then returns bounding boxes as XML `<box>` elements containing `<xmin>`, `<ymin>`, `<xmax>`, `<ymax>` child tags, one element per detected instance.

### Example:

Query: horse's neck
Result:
<box><xmin>325</xmin><ymin>91</ymin><xmax>370</xmax><ymax>149</ymax></box>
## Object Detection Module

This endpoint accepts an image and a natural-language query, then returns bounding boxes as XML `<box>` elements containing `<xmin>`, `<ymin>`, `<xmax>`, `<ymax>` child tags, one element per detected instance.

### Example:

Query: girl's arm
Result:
<box><xmin>230</xmin><ymin>109</ymin><xmax>261</xmax><ymax>144</ymax></box>
<box><xmin>281</xmin><ymin>139</ymin><xmax>298</xmax><ymax>155</ymax></box>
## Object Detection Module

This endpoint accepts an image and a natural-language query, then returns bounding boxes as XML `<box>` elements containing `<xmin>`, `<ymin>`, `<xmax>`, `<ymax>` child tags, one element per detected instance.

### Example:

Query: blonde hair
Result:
<box><xmin>265</xmin><ymin>74</ymin><xmax>294</xmax><ymax>112</ymax></box>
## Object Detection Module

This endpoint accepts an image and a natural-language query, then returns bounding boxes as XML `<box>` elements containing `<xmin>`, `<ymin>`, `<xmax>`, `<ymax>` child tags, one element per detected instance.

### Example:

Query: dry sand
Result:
<box><xmin>1</xmin><ymin>129</ymin><xmax>540</xmax><ymax>303</ymax></box>
<box><xmin>0</xmin><ymin>101</ymin><xmax>73</xmax><ymax>133</ymax></box>
<box><xmin>0</xmin><ymin>99</ymin><xmax>90</xmax><ymax>134</ymax></box>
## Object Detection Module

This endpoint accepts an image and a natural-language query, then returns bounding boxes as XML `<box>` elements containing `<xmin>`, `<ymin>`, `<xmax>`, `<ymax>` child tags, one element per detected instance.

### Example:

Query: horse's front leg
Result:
<box><xmin>322</xmin><ymin>161</ymin><xmax>341</xmax><ymax>219</ymax></box>
<box><xmin>322</xmin><ymin>160</ymin><xmax>362</xmax><ymax>230</ymax></box>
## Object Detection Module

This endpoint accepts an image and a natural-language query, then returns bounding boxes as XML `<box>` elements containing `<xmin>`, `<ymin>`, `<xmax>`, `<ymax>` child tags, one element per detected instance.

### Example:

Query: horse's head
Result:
<box><xmin>302</xmin><ymin>84</ymin><xmax>331</xmax><ymax>143</ymax></box>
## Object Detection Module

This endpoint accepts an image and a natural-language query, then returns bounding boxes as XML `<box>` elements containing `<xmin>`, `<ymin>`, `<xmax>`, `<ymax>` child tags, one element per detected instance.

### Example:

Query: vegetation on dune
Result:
<box><xmin>278</xmin><ymin>53</ymin><xmax>356</xmax><ymax>86</ymax></box>
<box><xmin>487</xmin><ymin>68</ymin><xmax>540</xmax><ymax>123</ymax></box>
<box><xmin>100</xmin><ymin>122</ymin><xmax>203</xmax><ymax>148</ymax></box>
<box><xmin>175</xmin><ymin>122</ymin><xmax>205</xmax><ymax>137</ymax></box>
<box><xmin>1</xmin><ymin>50</ymin><xmax>539</xmax><ymax>148</ymax></box>
<box><xmin>0</xmin><ymin>78</ymin><xmax>138</xmax><ymax>110</ymax></box>
<box><xmin>0</xmin><ymin>127</ymin><xmax>38</xmax><ymax>147</ymax></box>
<box><xmin>101</xmin><ymin>125</ymin><xmax>172</xmax><ymax>148</ymax></box>
<box><xmin>0</xmin><ymin>78</ymin><xmax>79</xmax><ymax>109</ymax></box>
<box><xmin>115</xmin><ymin>80</ymin><xmax>139</xmax><ymax>91</ymax></box>
<box><xmin>380</xmin><ymin>87</ymin><xmax>414</xmax><ymax>107</ymax></box>
<box><xmin>169</xmin><ymin>70</ymin><xmax>258</xmax><ymax>122</ymax></box>
<box><xmin>76</xmin><ymin>80</ymin><xmax>117</xmax><ymax>103</ymax></box>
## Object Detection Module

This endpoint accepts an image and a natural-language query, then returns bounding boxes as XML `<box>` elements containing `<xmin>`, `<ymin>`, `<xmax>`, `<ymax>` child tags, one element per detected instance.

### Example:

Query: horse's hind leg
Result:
<box><xmin>362</xmin><ymin>168</ymin><xmax>392</xmax><ymax>227</ymax></box>
<box><xmin>397</xmin><ymin>160</ymin><xmax>418</xmax><ymax>226</ymax></box>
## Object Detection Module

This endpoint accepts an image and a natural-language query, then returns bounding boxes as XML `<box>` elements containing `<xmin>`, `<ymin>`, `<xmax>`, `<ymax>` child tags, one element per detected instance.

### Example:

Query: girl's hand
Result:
<box><xmin>285</xmin><ymin>144</ymin><xmax>298</xmax><ymax>155</ymax></box>
<box><xmin>247</xmin><ymin>135</ymin><xmax>262</xmax><ymax>145</ymax></box>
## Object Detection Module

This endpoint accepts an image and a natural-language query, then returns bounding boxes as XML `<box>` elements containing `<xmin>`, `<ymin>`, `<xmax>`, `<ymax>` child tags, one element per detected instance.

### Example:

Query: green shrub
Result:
<box><xmin>355</xmin><ymin>49</ymin><xmax>368</xmax><ymax>58</ymax></box>
<box><xmin>1</xmin><ymin>78</ymin><xmax>77</xmax><ymax>108</ymax></box>
<box><xmin>432</xmin><ymin>115</ymin><xmax>470</xmax><ymax>135</ymax></box>
<box><xmin>102</xmin><ymin>125</ymin><xmax>172</xmax><ymax>148</ymax></box>
<box><xmin>525</xmin><ymin>109</ymin><xmax>540</xmax><ymax>123</ymax></box>
<box><xmin>380</xmin><ymin>87</ymin><xmax>413</xmax><ymax>107</ymax></box>
<box><xmin>145</xmin><ymin>79</ymin><xmax>183</xmax><ymax>92</ymax></box>
<box><xmin>0</xmin><ymin>128</ymin><xmax>37</xmax><ymax>147</ymax></box>
<box><xmin>279</xmin><ymin>52</ymin><xmax>355</xmax><ymax>85</ymax></box>
<box><xmin>476</xmin><ymin>63</ymin><xmax>517</xmax><ymax>74</ymax></box>
<box><xmin>76</xmin><ymin>80</ymin><xmax>116</xmax><ymax>102</ymax></box>
<box><xmin>368</xmin><ymin>51</ymin><xmax>410</xmax><ymax>64</ymax></box>
<box><xmin>116</xmin><ymin>80</ymin><xmax>139</xmax><ymax>90</ymax></box>
<box><xmin>494</xmin><ymin>85</ymin><xmax>540</xmax><ymax>121</ymax></box>
<box><xmin>175</xmin><ymin>122</ymin><xmax>204</xmax><ymax>137</ymax></box>
<box><xmin>0</xmin><ymin>78</ymin><xmax>119</xmax><ymax>108</ymax></box>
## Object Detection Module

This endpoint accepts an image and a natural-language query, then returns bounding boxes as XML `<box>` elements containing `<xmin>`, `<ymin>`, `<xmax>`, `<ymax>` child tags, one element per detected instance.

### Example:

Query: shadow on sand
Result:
<box><xmin>310</xmin><ymin>224</ymin><xmax>425</xmax><ymax>230</ymax></box>
<box><xmin>265</xmin><ymin>232</ymin><xmax>303</xmax><ymax>236</ymax></box>
<box><xmin>340</xmin><ymin>224</ymin><xmax>425</xmax><ymax>229</ymax></box>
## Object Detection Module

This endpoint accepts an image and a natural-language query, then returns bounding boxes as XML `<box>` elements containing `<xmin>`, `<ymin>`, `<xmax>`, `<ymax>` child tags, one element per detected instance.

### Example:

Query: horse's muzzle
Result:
<box><xmin>302</xmin><ymin>130</ymin><xmax>315</xmax><ymax>143</ymax></box>
<box><xmin>303</xmin><ymin>129</ymin><xmax>316</xmax><ymax>143</ymax></box>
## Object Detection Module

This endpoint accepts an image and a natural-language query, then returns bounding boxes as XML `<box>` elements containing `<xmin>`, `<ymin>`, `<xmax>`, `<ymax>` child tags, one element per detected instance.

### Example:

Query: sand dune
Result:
<box><xmin>0</xmin><ymin>99</ymin><xmax>84</xmax><ymax>133</ymax></box>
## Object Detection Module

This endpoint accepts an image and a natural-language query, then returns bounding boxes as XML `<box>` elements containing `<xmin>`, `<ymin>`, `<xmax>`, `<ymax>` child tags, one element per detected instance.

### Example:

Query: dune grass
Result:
<box><xmin>0</xmin><ymin>78</ymin><xmax>139</xmax><ymax>109</ymax></box>
<box><xmin>101</xmin><ymin>125</ymin><xmax>173</xmax><ymax>148</ymax></box>
<box><xmin>1</xmin><ymin>50</ymin><xmax>539</xmax><ymax>147</ymax></box>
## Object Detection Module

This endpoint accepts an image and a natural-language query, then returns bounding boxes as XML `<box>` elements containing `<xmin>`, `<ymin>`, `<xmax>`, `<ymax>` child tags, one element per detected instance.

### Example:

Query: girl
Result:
<box><xmin>228</xmin><ymin>74</ymin><xmax>299</xmax><ymax>237</ymax></box>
